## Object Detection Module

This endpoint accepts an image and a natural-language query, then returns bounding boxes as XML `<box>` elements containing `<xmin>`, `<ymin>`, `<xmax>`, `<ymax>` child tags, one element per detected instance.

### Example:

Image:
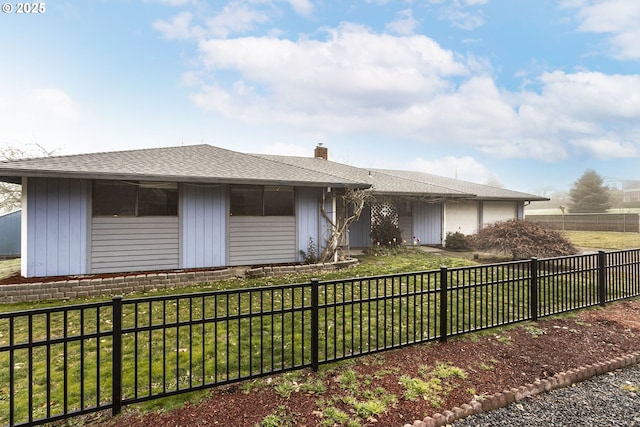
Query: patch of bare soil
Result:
<box><xmin>81</xmin><ymin>298</ymin><xmax>640</xmax><ymax>427</ymax></box>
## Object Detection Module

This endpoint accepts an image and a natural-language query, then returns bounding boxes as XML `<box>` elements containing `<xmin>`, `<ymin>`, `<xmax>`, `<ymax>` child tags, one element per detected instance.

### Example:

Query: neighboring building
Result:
<box><xmin>0</xmin><ymin>210</ymin><xmax>20</xmax><ymax>257</ymax></box>
<box><xmin>622</xmin><ymin>180</ymin><xmax>640</xmax><ymax>206</ymax></box>
<box><xmin>0</xmin><ymin>144</ymin><xmax>545</xmax><ymax>278</ymax></box>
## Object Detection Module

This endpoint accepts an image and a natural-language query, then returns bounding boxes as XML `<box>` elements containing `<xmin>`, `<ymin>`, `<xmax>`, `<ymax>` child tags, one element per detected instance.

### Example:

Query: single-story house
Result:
<box><xmin>0</xmin><ymin>144</ymin><xmax>546</xmax><ymax>278</ymax></box>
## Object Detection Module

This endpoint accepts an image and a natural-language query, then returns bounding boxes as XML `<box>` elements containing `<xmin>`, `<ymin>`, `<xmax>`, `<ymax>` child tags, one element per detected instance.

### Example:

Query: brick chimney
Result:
<box><xmin>314</xmin><ymin>143</ymin><xmax>328</xmax><ymax>160</ymax></box>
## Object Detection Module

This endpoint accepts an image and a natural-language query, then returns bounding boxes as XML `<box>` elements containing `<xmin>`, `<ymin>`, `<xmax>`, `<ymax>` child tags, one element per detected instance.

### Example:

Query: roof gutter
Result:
<box><xmin>0</xmin><ymin>170</ymin><xmax>372</xmax><ymax>189</ymax></box>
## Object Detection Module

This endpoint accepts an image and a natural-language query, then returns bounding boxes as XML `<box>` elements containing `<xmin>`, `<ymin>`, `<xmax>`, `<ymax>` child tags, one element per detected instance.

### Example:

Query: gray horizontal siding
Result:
<box><xmin>91</xmin><ymin>216</ymin><xmax>179</xmax><ymax>273</ymax></box>
<box><xmin>229</xmin><ymin>216</ymin><xmax>296</xmax><ymax>265</ymax></box>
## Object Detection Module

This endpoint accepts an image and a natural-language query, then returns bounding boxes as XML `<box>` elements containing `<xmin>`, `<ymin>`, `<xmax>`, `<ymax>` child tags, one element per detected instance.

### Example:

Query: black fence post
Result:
<box><xmin>598</xmin><ymin>251</ymin><xmax>607</xmax><ymax>307</ymax></box>
<box><xmin>112</xmin><ymin>296</ymin><xmax>123</xmax><ymax>417</ymax></box>
<box><xmin>530</xmin><ymin>257</ymin><xmax>538</xmax><ymax>322</ymax></box>
<box><xmin>439</xmin><ymin>266</ymin><xmax>448</xmax><ymax>343</ymax></box>
<box><xmin>310</xmin><ymin>279</ymin><xmax>319</xmax><ymax>372</ymax></box>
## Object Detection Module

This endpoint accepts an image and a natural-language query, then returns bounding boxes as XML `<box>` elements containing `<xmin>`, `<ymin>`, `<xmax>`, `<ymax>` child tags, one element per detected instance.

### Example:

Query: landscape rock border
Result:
<box><xmin>0</xmin><ymin>259</ymin><xmax>358</xmax><ymax>303</ymax></box>
<box><xmin>405</xmin><ymin>351</ymin><xmax>640</xmax><ymax>427</ymax></box>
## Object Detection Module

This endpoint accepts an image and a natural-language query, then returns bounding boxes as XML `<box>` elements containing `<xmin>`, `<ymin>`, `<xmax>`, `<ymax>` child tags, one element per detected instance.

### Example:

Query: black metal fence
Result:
<box><xmin>1</xmin><ymin>249</ymin><xmax>640</xmax><ymax>426</ymax></box>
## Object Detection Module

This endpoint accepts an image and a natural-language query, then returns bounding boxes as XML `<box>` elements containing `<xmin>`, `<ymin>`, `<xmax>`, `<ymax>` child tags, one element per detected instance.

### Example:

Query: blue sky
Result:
<box><xmin>1</xmin><ymin>0</ymin><xmax>639</xmax><ymax>195</ymax></box>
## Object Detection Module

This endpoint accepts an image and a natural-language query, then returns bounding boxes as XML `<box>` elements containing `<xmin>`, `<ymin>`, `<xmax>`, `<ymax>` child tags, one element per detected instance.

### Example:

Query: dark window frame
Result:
<box><xmin>92</xmin><ymin>180</ymin><xmax>178</xmax><ymax>217</ymax></box>
<box><xmin>230</xmin><ymin>185</ymin><xmax>295</xmax><ymax>216</ymax></box>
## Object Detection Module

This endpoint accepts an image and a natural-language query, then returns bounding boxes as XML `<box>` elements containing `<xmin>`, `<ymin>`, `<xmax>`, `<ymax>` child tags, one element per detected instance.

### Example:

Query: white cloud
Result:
<box><xmin>535</xmin><ymin>71</ymin><xmax>640</xmax><ymax>120</ymax></box>
<box><xmin>154</xmin><ymin>2</ymin><xmax>271</xmax><ymax>40</ymax></box>
<box><xmin>570</xmin><ymin>138</ymin><xmax>638</xmax><ymax>159</ymax></box>
<box><xmin>154</xmin><ymin>11</ymin><xmax>201</xmax><ymax>40</ymax></box>
<box><xmin>409</xmin><ymin>155</ymin><xmax>496</xmax><ymax>184</ymax></box>
<box><xmin>427</xmin><ymin>0</ymin><xmax>487</xmax><ymax>30</ymax></box>
<box><xmin>186</xmin><ymin>22</ymin><xmax>640</xmax><ymax>162</ymax></box>
<box><xmin>286</xmin><ymin>0</ymin><xmax>313</xmax><ymax>16</ymax></box>
<box><xmin>145</xmin><ymin>0</ymin><xmax>640</xmax><ymax>166</ymax></box>
<box><xmin>0</xmin><ymin>87</ymin><xmax>80</xmax><ymax>151</ymax></box>
<box><xmin>256</xmin><ymin>142</ymin><xmax>311</xmax><ymax>157</ymax></box>
<box><xmin>145</xmin><ymin>0</ymin><xmax>194</xmax><ymax>5</ymax></box>
<box><xmin>204</xmin><ymin>3</ymin><xmax>271</xmax><ymax>38</ymax></box>
<box><xmin>386</xmin><ymin>9</ymin><xmax>419</xmax><ymax>35</ymax></box>
<box><xmin>194</xmin><ymin>23</ymin><xmax>468</xmax><ymax>119</ymax></box>
<box><xmin>27</xmin><ymin>88</ymin><xmax>80</xmax><ymax>122</ymax></box>
<box><xmin>439</xmin><ymin>7</ymin><xmax>485</xmax><ymax>30</ymax></box>
<box><xmin>565</xmin><ymin>0</ymin><xmax>640</xmax><ymax>60</ymax></box>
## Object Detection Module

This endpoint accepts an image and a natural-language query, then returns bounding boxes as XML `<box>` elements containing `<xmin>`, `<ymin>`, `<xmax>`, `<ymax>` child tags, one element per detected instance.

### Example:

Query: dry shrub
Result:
<box><xmin>469</xmin><ymin>219</ymin><xmax>578</xmax><ymax>260</ymax></box>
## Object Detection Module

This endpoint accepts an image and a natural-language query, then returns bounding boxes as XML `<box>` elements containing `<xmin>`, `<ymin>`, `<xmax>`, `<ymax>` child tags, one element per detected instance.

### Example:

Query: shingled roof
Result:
<box><xmin>261</xmin><ymin>154</ymin><xmax>545</xmax><ymax>202</ymax></box>
<box><xmin>259</xmin><ymin>154</ymin><xmax>473</xmax><ymax>198</ymax></box>
<box><xmin>370</xmin><ymin>169</ymin><xmax>548</xmax><ymax>201</ymax></box>
<box><xmin>0</xmin><ymin>144</ymin><xmax>546</xmax><ymax>202</ymax></box>
<box><xmin>0</xmin><ymin>144</ymin><xmax>368</xmax><ymax>188</ymax></box>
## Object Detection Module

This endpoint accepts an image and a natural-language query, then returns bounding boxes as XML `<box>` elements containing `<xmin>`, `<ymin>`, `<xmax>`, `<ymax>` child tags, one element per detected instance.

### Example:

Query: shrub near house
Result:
<box><xmin>469</xmin><ymin>219</ymin><xmax>578</xmax><ymax>260</ymax></box>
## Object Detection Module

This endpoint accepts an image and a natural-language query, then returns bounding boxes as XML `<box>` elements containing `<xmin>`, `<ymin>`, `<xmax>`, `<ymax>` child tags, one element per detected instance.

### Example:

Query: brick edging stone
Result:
<box><xmin>404</xmin><ymin>351</ymin><xmax>640</xmax><ymax>427</ymax></box>
<box><xmin>0</xmin><ymin>259</ymin><xmax>359</xmax><ymax>303</ymax></box>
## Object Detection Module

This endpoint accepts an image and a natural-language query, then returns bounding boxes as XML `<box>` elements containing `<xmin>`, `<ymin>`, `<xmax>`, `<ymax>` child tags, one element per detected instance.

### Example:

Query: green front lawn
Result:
<box><xmin>562</xmin><ymin>230</ymin><xmax>640</xmax><ymax>250</ymax></box>
<box><xmin>0</xmin><ymin>258</ymin><xmax>19</xmax><ymax>280</ymax></box>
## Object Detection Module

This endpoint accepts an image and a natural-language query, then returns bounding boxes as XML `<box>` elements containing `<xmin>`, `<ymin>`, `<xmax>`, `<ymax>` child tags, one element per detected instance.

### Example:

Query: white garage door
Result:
<box><xmin>483</xmin><ymin>201</ymin><xmax>517</xmax><ymax>226</ymax></box>
<box><xmin>445</xmin><ymin>202</ymin><xmax>479</xmax><ymax>236</ymax></box>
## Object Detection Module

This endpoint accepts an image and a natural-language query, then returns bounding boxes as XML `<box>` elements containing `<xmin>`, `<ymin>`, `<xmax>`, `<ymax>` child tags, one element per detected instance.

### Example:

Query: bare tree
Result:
<box><xmin>0</xmin><ymin>142</ymin><xmax>55</xmax><ymax>213</ymax></box>
<box><xmin>319</xmin><ymin>188</ymin><xmax>372</xmax><ymax>263</ymax></box>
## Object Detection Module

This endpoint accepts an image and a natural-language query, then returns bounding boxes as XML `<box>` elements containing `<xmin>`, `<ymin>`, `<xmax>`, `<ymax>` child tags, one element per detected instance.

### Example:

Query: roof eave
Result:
<box><xmin>371</xmin><ymin>191</ymin><xmax>474</xmax><ymax>199</ymax></box>
<box><xmin>0</xmin><ymin>170</ymin><xmax>371</xmax><ymax>189</ymax></box>
<box><xmin>472</xmin><ymin>196</ymin><xmax>550</xmax><ymax>202</ymax></box>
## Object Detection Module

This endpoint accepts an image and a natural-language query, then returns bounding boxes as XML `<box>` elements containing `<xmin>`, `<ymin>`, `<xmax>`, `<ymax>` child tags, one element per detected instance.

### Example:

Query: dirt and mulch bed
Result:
<box><xmin>81</xmin><ymin>298</ymin><xmax>640</xmax><ymax>427</ymax></box>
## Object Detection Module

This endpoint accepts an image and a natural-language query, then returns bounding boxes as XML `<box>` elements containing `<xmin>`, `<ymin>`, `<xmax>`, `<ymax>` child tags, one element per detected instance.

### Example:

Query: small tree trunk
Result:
<box><xmin>319</xmin><ymin>188</ymin><xmax>371</xmax><ymax>263</ymax></box>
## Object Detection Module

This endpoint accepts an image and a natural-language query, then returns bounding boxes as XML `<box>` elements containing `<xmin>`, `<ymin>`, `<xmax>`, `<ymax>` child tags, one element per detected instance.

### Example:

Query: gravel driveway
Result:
<box><xmin>451</xmin><ymin>363</ymin><xmax>640</xmax><ymax>427</ymax></box>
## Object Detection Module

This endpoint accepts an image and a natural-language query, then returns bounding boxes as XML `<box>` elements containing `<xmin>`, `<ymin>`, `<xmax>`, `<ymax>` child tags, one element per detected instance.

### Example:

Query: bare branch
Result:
<box><xmin>0</xmin><ymin>142</ymin><xmax>56</xmax><ymax>212</ymax></box>
<box><xmin>319</xmin><ymin>187</ymin><xmax>372</xmax><ymax>263</ymax></box>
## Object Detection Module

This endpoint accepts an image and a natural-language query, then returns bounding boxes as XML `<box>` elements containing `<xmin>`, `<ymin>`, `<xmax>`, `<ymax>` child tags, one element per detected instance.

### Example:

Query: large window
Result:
<box><xmin>93</xmin><ymin>181</ymin><xmax>178</xmax><ymax>217</ymax></box>
<box><xmin>230</xmin><ymin>185</ymin><xmax>294</xmax><ymax>216</ymax></box>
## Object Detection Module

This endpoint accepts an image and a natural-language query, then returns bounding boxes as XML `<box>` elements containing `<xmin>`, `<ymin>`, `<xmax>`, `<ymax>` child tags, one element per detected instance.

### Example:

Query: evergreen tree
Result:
<box><xmin>568</xmin><ymin>169</ymin><xmax>611</xmax><ymax>213</ymax></box>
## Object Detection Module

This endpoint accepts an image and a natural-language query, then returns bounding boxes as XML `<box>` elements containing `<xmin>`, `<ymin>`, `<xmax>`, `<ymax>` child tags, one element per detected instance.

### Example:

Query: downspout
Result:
<box><xmin>20</xmin><ymin>177</ymin><xmax>28</xmax><ymax>277</ymax></box>
<box><xmin>441</xmin><ymin>202</ymin><xmax>446</xmax><ymax>246</ymax></box>
<box><xmin>332</xmin><ymin>190</ymin><xmax>338</xmax><ymax>263</ymax></box>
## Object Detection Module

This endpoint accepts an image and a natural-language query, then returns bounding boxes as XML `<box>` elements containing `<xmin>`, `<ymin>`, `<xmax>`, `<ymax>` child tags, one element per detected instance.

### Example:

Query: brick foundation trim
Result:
<box><xmin>0</xmin><ymin>259</ymin><xmax>358</xmax><ymax>303</ymax></box>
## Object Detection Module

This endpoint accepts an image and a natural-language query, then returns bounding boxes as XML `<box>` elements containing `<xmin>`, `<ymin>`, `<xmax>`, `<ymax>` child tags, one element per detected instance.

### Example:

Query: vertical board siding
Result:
<box><xmin>0</xmin><ymin>210</ymin><xmax>21</xmax><ymax>256</ymax></box>
<box><xmin>413</xmin><ymin>202</ymin><xmax>442</xmax><ymax>245</ymax></box>
<box><xmin>483</xmin><ymin>201</ymin><xmax>517</xmax><ymax>226</ymax></box>
<box><xmin>181</xmin><ymin>184</ymin><xmax>226</xmax><ymax>268</ymax></box>
<box><xmin>91</xmin><ymin>217</ymin><xmax>179</xmax><ymax>273</ymax></box>
<box><xmin>517</xmin><ymin>201</ymin><xmax>525</xmax><ymax>220</ymax></box>
<box><xmin>228</xmin><ymin>216</ymin><xmax>296</xmax><ymax>265</ymax></box>
<box><xmin>297</xmin><ymin>188</ymin><xmax>321</xmax><ymax>261</ymax></box>
<box><xmin>349</xmin><ymin>205</ymin><xmax>372</xmax><ymax>248</ymax></box>
<box><xmin>445</xmin><ymin>201</ymin><xmax>479</xmax><ymax>236</ymax></box>
<box><xmin>25</xmin><ymin>178</ymin><xmax>89</xmax><ymax>277</ymax></box>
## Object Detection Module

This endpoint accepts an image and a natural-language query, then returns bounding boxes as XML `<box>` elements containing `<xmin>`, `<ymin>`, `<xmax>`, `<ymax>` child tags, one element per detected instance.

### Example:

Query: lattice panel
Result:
<box><xmin>370</xmin><ymin>201</ymin><xmax>399</xmax><ymax>225</ymax></box>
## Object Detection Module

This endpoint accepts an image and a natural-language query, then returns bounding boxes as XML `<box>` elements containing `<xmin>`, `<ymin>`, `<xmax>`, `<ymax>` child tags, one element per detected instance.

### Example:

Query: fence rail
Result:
<box><xmin>1</xmin><ymin>249</ymin><xmax>640</xmax><ymax>426</ymax></box>
<box><xmin>526</xmin><ymin>213</ymin><xmax>640</xmax><ymax>232</ymax></box>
